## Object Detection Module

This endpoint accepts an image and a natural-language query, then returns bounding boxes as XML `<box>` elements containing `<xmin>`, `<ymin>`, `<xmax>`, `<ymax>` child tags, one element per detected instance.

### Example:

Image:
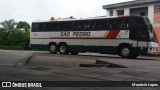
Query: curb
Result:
<box><xmin>14</xmin><ymin>53</ymin><xmax>34</xmax><ymax>67</ymax></box>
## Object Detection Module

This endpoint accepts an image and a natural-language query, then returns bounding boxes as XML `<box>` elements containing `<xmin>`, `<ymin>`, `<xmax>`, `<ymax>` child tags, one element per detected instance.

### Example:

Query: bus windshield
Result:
<box><xmin>144</xmin><ymin>17</ymin><xmax>158</xmax><ymax>42</ymax></box>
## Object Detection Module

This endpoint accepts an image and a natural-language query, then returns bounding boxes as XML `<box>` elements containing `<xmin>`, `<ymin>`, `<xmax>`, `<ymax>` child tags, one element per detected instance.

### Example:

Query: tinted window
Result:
<box><xmin>129</xmin><ymin>24</ymin><xmax>149</xmax><ymax>41</ymax></box>
<box><xmin>111</xmin><ymin>18</ymin><xmax>129</xmax><ymax>30</ymax></box>
<box><xmin>91</xmin><ymin>19</ymin><xmax>110</xmax><ymax>30</ymax></box>
<box><xmin>72</xmin><ymin>21</ymin><xmax>84</xmax><ymax>30</ymax></box>
<box><xmin>138</xmin><ymin>26</ymin><xmax>149</xmax><ymax>41</ymax></box>
<box><xmin>129</xmin><ymin>17</ymin><xmax>145</xmax><ymax>25</ymax></box>
<box><xmin>38</xmin><ymin>23</ymin><xmax>44</xmax><ymax>31</ymax></box>
<box><xmin>84</xmin><ymin>21</ymin><xmax>91</xmax><ymax>30</ymax></box>
<box><xmin>43</xmin><ymin>22</ymin><xmax>52</xmax><ymax>31</ymax></box>
<box><xmin>32</xmin><ymin>23</ymin><xmax>39</xmax><ymax>32</ymax></box>
<box><xmin>32</xmin><ymin>22</ymin><xmax>60</xmax><ymax>32</ymax></box>
<box><xmin>60</xmin><ymin>21</ymin><xmax>72</xmax><ymax>30</ymax></box>
<box><xmin>51</xmin><ymin>22</ymin><xmax>59</xmax><ymax>30</ymax></box>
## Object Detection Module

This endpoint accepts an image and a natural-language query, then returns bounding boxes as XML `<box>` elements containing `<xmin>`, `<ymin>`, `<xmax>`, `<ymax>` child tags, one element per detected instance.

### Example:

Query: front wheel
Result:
<box><xmin>59</xmin><ymin>43</ymin><xmax>69</xmax><ymax>54</ymax></box>
<box><xmin>119</xmin><ymin>46</ymin><xmax>132</xmax><ymax>58</ymax></box>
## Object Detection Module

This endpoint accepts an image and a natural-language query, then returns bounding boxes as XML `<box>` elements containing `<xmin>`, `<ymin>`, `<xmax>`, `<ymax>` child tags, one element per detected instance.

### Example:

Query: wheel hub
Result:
<box><xmin>60</xmin><ymin>45</ymin><xmax>66</xmax><ymax>53</ymax></box>
<box><xmin>121</xmin><ymin>48</ymin><xmax>129</xmax><ymax>56</ymax></box>
<box><xmin>50</xmin><ymin>45</ymin><xmax>56</xmax><ymax>52</ymax></box>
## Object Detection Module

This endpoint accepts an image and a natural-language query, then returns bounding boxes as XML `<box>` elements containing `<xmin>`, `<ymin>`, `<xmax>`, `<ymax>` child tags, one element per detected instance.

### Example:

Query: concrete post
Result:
<box><xmin>124</xmin><ymin>8</ymin><xmax>130</xmax><ymax>16</ymax></box>
<box><xmin>148</xmin><ymin>5</ymin><xmax>154</xmax><ymax>23</ymax></box>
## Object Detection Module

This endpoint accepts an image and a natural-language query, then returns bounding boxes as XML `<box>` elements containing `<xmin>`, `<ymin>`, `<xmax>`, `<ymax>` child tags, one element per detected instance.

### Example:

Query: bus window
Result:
<box><xmin>101</xmin><ymin>19</ymin><xmax>110</xmax><ymax>30</ymax></box>
<box><xmin>60</xmin><ymin>21</ymin><xmax>71</xmax><ymax>31</ymax></box>
<box><xmin>129</xmin><ymin>25</ymin><xmax>149</xmax><ymax>41</ymax></box>
<box><xmin>111</xmin><ymin>18</ymin><xmax>129</xmax><ymax>30</ymax></box>
<box><xmin>45</xmin><ymin>22</ymin><xmax>51</xmax><ymax>31</ymax></box>
<box><xmin>129</xmin><ymin>17</ymin><xmax>145</xmax><ymax>25</ymax></box>
<box><xmin>129</xmin><ymin>27</ymin><xmax>138</xmax><ymax>40</ymax></box>
<box><xmin>91</xmin><ymin>20</ymin><xmax>98</xmax><ymax>30</ymax></box>
<box><xmin>91</xmin><ymin>19</ymin><xmax>110</xmax><ymax>30</ymax></box>
<box><xmin>39</xmin><ymin>23</ymin><xmax>44</xmax><ymax>31</ymax></box>
<box><xmin>84</xmin><ymin>20</ymin><xmax>91</xmax><ymax>30</ymax></box>
<box><xmin>138</xmin><ymin>25</ymin><xmax>149</xmax><ymax>41</ymax></box>
<box><xmin>50</xmin><ymin>22</ymin><xmax>59</xmax><ymax>31</ymax></box>
<box><xmin>32</xmin><ymin>23</ymin><xmax>39</xmax><ymax>32</ymax></box>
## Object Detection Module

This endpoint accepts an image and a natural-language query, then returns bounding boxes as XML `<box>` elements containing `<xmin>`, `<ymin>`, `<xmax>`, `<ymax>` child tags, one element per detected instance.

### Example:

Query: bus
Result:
<box><xmin>31</xmin><ymin>16</ymin><xmax>158</xmax><ymax>58</ymax></box>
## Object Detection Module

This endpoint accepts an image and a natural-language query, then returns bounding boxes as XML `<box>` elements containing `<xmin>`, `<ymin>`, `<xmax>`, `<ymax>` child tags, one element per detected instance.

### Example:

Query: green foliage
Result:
<box><xmin>0</xmin><ymin>45</ymin><xmax>23</xmax><ymax>50</ymax></box>
<box><xmin>0</xmin><ymin>19</ymin><xmax>30</xmax><ymax>50</ymax></box>
<box><xmin>16</xmin><ymin>21</ymin><xmax>30</xmax><ymax>32</ymax></box>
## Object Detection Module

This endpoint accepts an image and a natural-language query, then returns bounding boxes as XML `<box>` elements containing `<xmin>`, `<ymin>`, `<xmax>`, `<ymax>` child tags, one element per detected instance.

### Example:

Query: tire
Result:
<box><xmin>119</xmin><ymin>46</ymin><xmax>132</xmax><ymax>58</ymax></box>
<box><xmin>59</xmin><ymin>43</ymin><xmax>69</xmax><ymax>54</ymax></box>
<box><xmin>70</xmin><ymin>52</ymin><xmax>79</xmax><ymax>55</ymax></box>
<box><xmin>48</xmin><ymin>43</ymin><xmax>57</xmax><ymax>54</ymax></box>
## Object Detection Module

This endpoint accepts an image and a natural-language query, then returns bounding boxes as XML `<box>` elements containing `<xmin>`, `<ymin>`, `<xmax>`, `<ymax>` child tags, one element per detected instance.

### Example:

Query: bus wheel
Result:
<box><xmin>49</xmin><ymin>43</ymin><xmax>58</xmax><ymax>54</ymax></box>
<box><xmin>120</xmin><ymin>46</ymin><xmax>132</xmax><ymax>58</ymax></box>
<box><xmin>59</xmin><ymin>43</ymin><xmax>69</xmax><ymax>54</ymax></box>
<box><xmin>70</xmin><ymin>52</ymin><xmax>79</xmax><ymax>55</ymax></box>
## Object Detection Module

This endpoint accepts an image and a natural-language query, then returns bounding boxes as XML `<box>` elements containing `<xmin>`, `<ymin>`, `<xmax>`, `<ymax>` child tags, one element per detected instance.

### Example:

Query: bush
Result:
<box><xmin>0</xmin><ymin>45</ymin><xmax>23</xmax><ymax>50</ymax></box>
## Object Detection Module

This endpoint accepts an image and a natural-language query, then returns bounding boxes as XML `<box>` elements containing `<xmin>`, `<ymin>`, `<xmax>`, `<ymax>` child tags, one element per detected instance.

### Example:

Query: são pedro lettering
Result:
<box><xmin>61</xmin><ymin>32</ymin><xmax>90</xmax><ymax>37</ymax></box>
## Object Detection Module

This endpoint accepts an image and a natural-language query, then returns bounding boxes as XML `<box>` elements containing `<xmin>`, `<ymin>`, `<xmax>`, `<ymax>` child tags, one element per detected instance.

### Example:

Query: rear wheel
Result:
<box><xmin>49</xmin><ymin>43</ymin><xmax>57</xmax><ymax>54</ymax></box>
<box><xmin>59</xmin><ymin>43</ymin><xmax>69</xmax><ymax>54</ymax></box>
<box><xmin>119</xmin><ymin>46</ymin><xmax>132</xmax><ymax>58</ymax></box>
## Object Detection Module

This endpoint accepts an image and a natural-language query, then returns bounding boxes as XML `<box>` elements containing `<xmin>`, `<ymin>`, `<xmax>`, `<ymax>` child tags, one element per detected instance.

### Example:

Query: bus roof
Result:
<box><xmin>32</xmin><ymin>15</ymin><xmax>144</xmax><ymax>23</ymax></box>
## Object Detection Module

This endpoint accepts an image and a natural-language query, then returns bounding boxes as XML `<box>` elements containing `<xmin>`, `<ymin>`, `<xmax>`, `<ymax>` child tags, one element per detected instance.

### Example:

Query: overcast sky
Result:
<box><xmin>0</xmin><ymin>0</ymin><xmax>133</xmax><ymax>23</ymax></box>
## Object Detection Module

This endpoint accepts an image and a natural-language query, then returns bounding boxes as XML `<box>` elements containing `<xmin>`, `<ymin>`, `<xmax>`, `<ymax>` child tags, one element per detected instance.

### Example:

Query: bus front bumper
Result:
<box><xmin>147</xmin><ymin>42</ymin><xmax>159</xmax><ymax>55</ymax></box>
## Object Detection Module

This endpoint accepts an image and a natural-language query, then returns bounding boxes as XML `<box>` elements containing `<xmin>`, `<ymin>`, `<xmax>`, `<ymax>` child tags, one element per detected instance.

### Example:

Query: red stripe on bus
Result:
<box><xmin>106</xmin><ymin>30</ymin><xmax>120</xmax><ymax>39</ymax></box>
<box><xmin>49</xmin><ymin>37</ymin><xmax>104</xmax><ymax>39</ymax></box>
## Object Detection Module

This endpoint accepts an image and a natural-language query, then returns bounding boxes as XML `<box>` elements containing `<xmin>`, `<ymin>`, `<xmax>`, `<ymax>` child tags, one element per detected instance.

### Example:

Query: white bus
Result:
<box><xmin>31</xmin><ymin>16</ymin><xmax>158</xmax><ymax>58</ymax></box>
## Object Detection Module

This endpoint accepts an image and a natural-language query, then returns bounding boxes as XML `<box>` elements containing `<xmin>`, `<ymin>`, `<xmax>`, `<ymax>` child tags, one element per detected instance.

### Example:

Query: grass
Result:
<box><xmin>0</xmin><ymin>45</ymin><xmax>23</xmax><ymax>50</ymax></box>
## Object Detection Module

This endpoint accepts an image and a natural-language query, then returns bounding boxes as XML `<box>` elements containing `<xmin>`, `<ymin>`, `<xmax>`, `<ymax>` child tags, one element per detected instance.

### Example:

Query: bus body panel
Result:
<box><xmin>30</xmin><ymin>16</ymin><xmax>159</xmax><ymax>57</ymax></box>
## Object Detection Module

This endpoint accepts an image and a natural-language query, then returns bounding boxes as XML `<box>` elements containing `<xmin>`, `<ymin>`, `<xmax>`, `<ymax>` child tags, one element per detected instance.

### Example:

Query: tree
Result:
<box><xmin>16</xmin><ymin>21</ymin><xmax>30</xmax><ymax>32</ymax></box>
<box><xmin>0</xmin><ymin>28</ymin><xmax>5</xmax><ymax>45</ymax></box>
<box><xmin>0</xmin><ymin>20</ymin><xmax>31</xmax><ymax>50</ymax></box>
<box><xmin>0</xmin><ymin>19</ymin><xmax>17</xmax><ymax>45</ymax></box>
<box><xmin>16</xmin><ymin>21</ymin><xmax>31</xmax><ymax>49</ymax></box>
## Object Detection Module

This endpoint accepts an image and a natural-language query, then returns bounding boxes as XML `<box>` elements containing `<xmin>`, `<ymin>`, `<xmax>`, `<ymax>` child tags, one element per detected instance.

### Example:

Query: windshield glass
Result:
<box><xmin>148</xmin><ymin>25</ymin><xmax>158</xmax><ymax>42</ymax></box>
<box><xmin>144</xmin><ymin>17</ymin><xmax>158</xmax><ymax>42</ymax></box>
<box><xmin>145</xmin><ymin>17</ymin><xmax>152</xmax><ymax>25</ymax></box>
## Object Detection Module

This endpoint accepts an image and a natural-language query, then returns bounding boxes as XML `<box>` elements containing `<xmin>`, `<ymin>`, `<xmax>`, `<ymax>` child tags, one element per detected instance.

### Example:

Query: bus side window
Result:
<box><xmin>39</xmin><ymin>23</ymin><xmax>44</xmax><ymax>31</ymax></box>
<box><xmin>84</xmin><ymin>21</ymin><xmax>91</xmax><ymax>30</ymax></box>
<box><xmin>111</xmin><ymin>18</ymin><xmax>128</xmax><ymax>30</ymax></box>
<box><xmin>111</xmin><ymin>19</ymin><xmax>120</xmax><ymax>30</ymax></box>
<box><xmin>32</xmin><ymin>23</ymin><xmax>39</xmax><ymax>32</ymax></box>
<box><xmin>72</xmin><ymin>21</ymin><xmax>82</xmax><ymax>30</ymax></box>
<box><xmin>51</xmin><ymin>22</ymin><xmax>59</xmax><ymax>31</ymax></box>
<box><xmin>101</xmin><ymin>19</ymin><xmax>110</xmax><ymax>30</ymax></box>
<box><xmin>91</xmin><ymin>20</ymin><xmax>110</xmax><ymax>30</ymax></box>
<box><xmin>45</xmin><ymin>22</ymin><xmax>51</xmax><ymax>31</ymax></box>
<box><xmin>130</xmin><ymin>18</ymin><xmax>144</xmax><ymax>25</ymax></box>
<box><xmin>91</xmin><ymin>20</ymin><xmax>96</xmax><ymax>30</ymax></box>
<box><xmin>121</xmin><ymin>19</ymin><xmax>129</xmax><ymax>29</ymax></box>
<box><xmin>60</xmin><ymin>22</ymin><xmax>69</xmax><ymax>31</ymax></box>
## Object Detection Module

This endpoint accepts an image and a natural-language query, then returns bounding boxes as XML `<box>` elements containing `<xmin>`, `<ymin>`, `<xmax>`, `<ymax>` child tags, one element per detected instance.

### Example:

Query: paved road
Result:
<box><xmin>26</xmin><ymin>52</ymin><xmax>160</xmax><ymax>67</ymax></box>
<box><xmin>1</xmin><ymin>50</ymin><xmax>160</xmax><ymax>90</ymax></box>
